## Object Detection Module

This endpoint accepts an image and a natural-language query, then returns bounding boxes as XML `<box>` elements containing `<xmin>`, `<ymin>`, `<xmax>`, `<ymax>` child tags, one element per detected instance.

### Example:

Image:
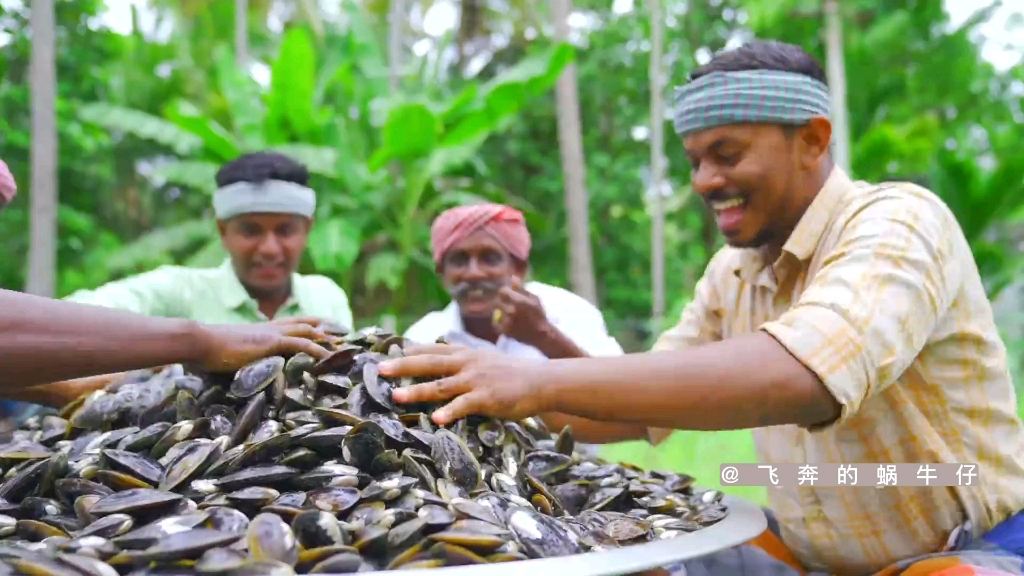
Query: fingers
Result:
<box><xmin>378</xmin><ymin>353</ymin><xmax>467</xmax><ymax>378</ymax></box>
<box><xmin>275</xmin><ymin>322</ymin><xmax>328</xmax><ymax>341</ymax></box>
<box><xmin>276</xmin><ymin>336</ymin><xmax>331</xmax><ymax>360</ymax></box>
<box><xmin>497</xmin><ymin>286</ymin><xmax>516</xmax><ymax>303</ymax></box>
<box><xmin>402</xmin><ymin>343</ymin><xmax>464</xmax><ymax>356</ymax></box>
<box><xmin>432</xmin><ymin>392</ymin><xmax>483</xmax><ymax>425</ymax></box>
<box><xmin>392</xmin><ymin>375</ymin><xmax>472</xmax><ymax>405</ymax></box>
<box><xmin>498</xmin><ymin>286</ymin><xmax>531</xmax><ymax>306</ymax></box>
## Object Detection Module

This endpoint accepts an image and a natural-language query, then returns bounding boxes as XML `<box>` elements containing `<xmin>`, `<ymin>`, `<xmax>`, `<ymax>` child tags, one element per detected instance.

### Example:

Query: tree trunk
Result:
<box><xmin>235</xmin><ymin>0</ymin><xmax>248</xmax><ymax>66</ymax></box>
<box><xmin>387</xmin><ymin>0</ymin><xmax>404</xmax><ymax>92</ymax></box>
<box><xmin>26</xmin><ymin>0</ymin><xmax>57</xmax><ymax>298</ymax></box>
<box><xmin>823</xmin><ymin>0</ymin><xmax>851</xmax><ymax>174</ymax></box>
<box><xmin>551</xmin><ymin>0</ymin><xmax>597</xmax><ymax>304</ymax></box>
<box><xmin>647</xmin><ymin>0</ymin><xmax>666</xmax><ymax>327</ymax></box>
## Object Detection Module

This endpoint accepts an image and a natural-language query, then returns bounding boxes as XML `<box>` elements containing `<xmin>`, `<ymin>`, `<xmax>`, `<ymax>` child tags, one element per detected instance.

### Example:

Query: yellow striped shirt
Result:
<box><xmin>651</xmin><ymin>167</ymin><xmax>1024</xmax><ymax>575</ymax></box>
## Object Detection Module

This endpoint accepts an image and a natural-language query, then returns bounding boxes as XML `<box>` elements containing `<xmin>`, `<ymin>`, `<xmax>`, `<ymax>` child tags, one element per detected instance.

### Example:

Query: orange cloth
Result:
<box><xmin>430</xmin><ymin>204</ymin><xmax>531</xmax><ymax>264</ymax></box>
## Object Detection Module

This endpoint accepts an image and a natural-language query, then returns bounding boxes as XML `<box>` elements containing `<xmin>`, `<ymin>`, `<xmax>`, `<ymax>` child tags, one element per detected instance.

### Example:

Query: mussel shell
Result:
<box><xmin>125</xmin><ymin>528</ymin><xmax>242</xmax><ymax>562</ymax></box>
<box><xmin>247</xmin><ymin>513</ymin><xmax>298</xmax><ymax>566</ymax></box>
<box><xmin>508</xmin><ymin>507</ymin><xmax>582</xmax><ymax>558</ymax></box>
<box><xmin>230</xmin><ymin>356</ymin><xmax>285</xmax><ymax>399</ymax></box>
<box><xmin>431</xmin><ymin>430</ymin><xmax>482</xmax><ymax>492</ymax></box>
<box><xmin>291</xmin><ymin>510</ymin><xmax>347</xmax><ymax>549</ymax></box>
<box><xmin>88</xmin><ymin>488</ymin><xmax>182</xmax><ymax>517</ymax></box>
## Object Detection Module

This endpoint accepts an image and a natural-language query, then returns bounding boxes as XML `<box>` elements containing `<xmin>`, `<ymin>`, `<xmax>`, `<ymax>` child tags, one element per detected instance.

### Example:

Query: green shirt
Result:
<box><xmin>64</xmin><ymin>259</ymin><xmax>354</xmax><ymax>328</ymax></box>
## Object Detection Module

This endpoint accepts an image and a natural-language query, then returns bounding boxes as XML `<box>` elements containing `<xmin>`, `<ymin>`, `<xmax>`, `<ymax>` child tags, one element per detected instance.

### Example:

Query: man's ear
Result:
<box><xmin>799</xmin><ymin>116</ymin><xmax>833</xmax><ymax>170</ymax></box>
<box><xmin>216</xmin><ymin>220</ymin><xmax>228</xmax><ymax>239</ymax></box>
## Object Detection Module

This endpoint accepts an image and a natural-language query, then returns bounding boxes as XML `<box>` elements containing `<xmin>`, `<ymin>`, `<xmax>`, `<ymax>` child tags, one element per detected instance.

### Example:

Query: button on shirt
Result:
<box><xmin>64</xmin><ymin>259</ymin><xmax>354</xmax><ymax>327</ymax></box>
<box><xmin>403</xmin><ymin>281</ymin><xmax>624</xmax><ymax>359</ymax></box>
<box><xmin>651</xmin><ymin>167</ymin><xmax>1024</xmax><ymax>575</ymax></box>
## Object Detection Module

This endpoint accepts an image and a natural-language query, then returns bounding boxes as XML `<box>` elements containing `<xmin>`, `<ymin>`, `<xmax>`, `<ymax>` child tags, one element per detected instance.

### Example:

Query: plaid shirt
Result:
<box><xmin>651</xmin><ymin>167</ymin><xmax>1024</xmax><ymax>575</ymax></box>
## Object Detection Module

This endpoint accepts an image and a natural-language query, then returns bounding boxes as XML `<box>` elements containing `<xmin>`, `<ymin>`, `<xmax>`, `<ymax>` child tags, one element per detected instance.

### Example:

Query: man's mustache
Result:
<box><xmin>449</xmin><ymin>279</ymin><xmax>508</xmax><ymax>299</ymax></box>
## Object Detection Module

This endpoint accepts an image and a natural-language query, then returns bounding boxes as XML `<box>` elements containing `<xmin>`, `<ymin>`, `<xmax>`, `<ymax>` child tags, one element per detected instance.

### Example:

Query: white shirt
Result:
<box><xmin>404</xmin><ymin>281</ymin><xmax>624</xmax><ymax>359</ymax></box>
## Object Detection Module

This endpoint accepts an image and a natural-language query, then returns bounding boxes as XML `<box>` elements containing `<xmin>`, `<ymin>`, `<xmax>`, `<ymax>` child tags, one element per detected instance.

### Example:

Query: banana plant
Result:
<box><xmin>76</xmin><ymin>8</ymin><xmax>575</xmax><ymax>319</ymax></box>
<box><xmin>76</xmin><ymin>26</ymin><xmax>340</xmax><ymax>275</ymax></box>
<box><xmin>350</xmin><ymin>40</ymin><xmax>576</xmax><ymax>313</ymax></box>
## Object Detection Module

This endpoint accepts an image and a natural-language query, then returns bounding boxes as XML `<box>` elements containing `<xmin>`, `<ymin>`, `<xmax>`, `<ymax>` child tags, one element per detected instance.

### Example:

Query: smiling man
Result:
<box><xmin>405</xmin><ymin>203</ymin><xmax>622</xmax><ymax>361</ymax></box>
<box><xmin>405</xmin><ymin>203</ymin><xmax>640</xmax><ymax>452</ymax></box>
<box><xmin>375</xmin><ymin>41</ymin><xmax>1024</xmax><ymax>576</ymax></box>
<box><xmin>65</xmin><ymin>151</ymin><xmax>353</xmax><ymax>327</ymax></box>
<box><xmin>13</xmin><ymin>152</ymin><xmax>356</xmax><ymax>413</ymax></box>
<box><xmin>0</xmin><ymin>157</ymin><xmax>330</xmax><ymax>412</ymax></box>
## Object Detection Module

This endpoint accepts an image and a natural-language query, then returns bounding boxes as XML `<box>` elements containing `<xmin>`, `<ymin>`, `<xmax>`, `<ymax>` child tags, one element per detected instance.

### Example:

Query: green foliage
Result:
<box><xmin>3</xmin><ymin>0</ymin><xmax>1022</xmax><ymax>345</ymax></box>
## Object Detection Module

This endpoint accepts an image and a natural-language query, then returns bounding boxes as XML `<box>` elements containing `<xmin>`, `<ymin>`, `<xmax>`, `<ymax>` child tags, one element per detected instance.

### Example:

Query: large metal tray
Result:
<box><xmin>364</xmin><ymin>495</ymin><xmax>767</xmax><ymax>576</ymax></box>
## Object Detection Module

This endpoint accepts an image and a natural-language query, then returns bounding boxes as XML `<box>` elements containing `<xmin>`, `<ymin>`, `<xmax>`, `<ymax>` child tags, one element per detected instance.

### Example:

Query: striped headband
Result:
<box><xmin>673</xmin><ymin>69</ymin><xmax>831</xmax><ymax>137</ymax></box>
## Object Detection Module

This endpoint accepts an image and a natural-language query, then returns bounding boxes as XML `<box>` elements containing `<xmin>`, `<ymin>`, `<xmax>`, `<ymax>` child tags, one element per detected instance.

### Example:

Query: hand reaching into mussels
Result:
<box><xmin>379</xmin><ymin>344</ymin><xmax>550</xmax><ymax>425</ymax></box>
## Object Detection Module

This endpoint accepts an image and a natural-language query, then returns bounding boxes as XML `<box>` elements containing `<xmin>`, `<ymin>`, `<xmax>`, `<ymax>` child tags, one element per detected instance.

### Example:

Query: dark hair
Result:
<box><xmin>690</xmin><ymin>40</ymin><xmax>827</xmax><ymax>85</ymax></box>
<box><xmin>215</xmin><ymin>152</ymin><xmax>310</xmax><ymax>188</ymax></box>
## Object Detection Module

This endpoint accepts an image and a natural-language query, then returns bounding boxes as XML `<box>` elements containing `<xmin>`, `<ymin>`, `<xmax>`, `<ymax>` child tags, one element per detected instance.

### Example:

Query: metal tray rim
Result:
<box><xmin>356</xmin><ymin>495</ymin><xmax>767</xmax><ymax>576</ymax></box>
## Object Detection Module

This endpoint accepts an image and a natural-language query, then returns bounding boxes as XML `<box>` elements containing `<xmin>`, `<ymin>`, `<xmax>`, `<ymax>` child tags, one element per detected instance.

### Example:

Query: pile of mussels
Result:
<box><xmin>0</xmin><ymin>326</ymin><xmax>727</xmax><ymax>575</ymax></box>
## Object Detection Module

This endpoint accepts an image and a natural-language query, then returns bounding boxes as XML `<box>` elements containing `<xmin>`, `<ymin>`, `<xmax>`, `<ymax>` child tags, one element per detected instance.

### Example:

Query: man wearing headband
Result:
<box><xmin>407</xmin><ymin>203</ymin><xmax>622</xmax><ymax>361</ymax></box>
<box><xmin>64</xmin><ymin>151</ymin><xmax>353</xmax><ymax>327</ymax></box>
<box><xmin>406</xmin><ymin>204</ymin><xmax>642</xmax><ymax>450</ymax></box>
<box><xmin>27</xmin><ymin>152</ymin><xmax>354</xmax><ymax>409</ymax></box>
<box><xmin>0</xmin><ymin>158</ymin><xmax>331</xmax><ymax>408</ymax></box>
<box><xmin>375</xmin><ymin>41</ymin><xmax>1024</xmax><ymax>576</ymax></box>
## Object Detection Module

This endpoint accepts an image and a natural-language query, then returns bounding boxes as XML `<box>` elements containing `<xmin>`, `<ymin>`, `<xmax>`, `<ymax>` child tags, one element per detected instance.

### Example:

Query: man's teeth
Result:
<box><xmin>711</xmin><ymin>198</ymin><xmax>745</xmax><ymax>210</ymax></box>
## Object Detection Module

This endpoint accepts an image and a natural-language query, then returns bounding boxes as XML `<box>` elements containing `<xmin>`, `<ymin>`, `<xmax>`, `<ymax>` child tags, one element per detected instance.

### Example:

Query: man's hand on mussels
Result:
<box><xmin>380</xmin><ymin>344</ymin><xmax>548</xmax><ymax>425</ymax></box>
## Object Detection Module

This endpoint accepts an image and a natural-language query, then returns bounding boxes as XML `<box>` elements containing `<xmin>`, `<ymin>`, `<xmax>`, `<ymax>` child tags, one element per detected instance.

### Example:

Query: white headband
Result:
<box><xmin>212</xmin><ymin>179</ymin><xmax>316</xmax><ymax>220</ymax></box>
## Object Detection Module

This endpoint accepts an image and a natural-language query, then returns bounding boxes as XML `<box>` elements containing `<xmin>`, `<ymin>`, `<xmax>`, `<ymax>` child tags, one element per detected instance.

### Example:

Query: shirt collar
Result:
<box><xmin>215</xmin><ymin>259</ymin><xmax>305</xmax><ymax>316</ymax></box>
<box><xmin>731</xmin><ymin>166</ymin><xmax>855</xmax><ymax>284</ymax></box>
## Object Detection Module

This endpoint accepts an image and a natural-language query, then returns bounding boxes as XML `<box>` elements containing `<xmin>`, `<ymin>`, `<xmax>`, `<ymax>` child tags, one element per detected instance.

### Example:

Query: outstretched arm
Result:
<box><xmin>0</xmin><ymin>289</ymin><xmax>329</xmax><ymax>391</ymax></box>
<box><xmin>382</xmin><ymin>194</ymin><xmax>957</xmax><ymax>432</ymax></box>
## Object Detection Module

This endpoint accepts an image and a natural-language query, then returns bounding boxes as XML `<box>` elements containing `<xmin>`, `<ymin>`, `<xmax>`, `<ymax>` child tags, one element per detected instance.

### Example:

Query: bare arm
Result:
<box><xmin>526</xmin><ymin>323</ymin><xmax>648</xmax><ymax>442</ymax></box>
<box><xmin>0</xmin><ymin>290</ymin><xmax>202</xmax><ymax>388</ymax></box>
<box><xmin>540</xmin><ymin>413</ymin><xmax>650</xmax><ymax>444</ymax></box>
<box><xmin>0</xmin><ymin>289</ymin><xmax>328</xmax><ymax>391</ymax></box>
<box><xmin>540</xmin><ymin>332</ymin><xmax>840</xmax><ymax>430</ymax></box>
<box><xmin>386</xmin><ymin>195</ymin><xmax>957</xmax><ymax>432</ymax></box>
<box><xmin>525</xmin><ymin>317</ymin><xmax>651</xmax><ymax>443</ymax></box>
<box><xmin>387</xmin><ymin>332</ymin><xmax>840</xmax><ymax>429</ymax></box>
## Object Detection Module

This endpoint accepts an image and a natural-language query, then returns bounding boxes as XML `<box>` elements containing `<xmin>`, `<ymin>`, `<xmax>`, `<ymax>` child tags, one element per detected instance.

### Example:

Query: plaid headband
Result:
<box><xmin>673</xmin><ymin>69</ymin><xmax>831</xmax><ymax>137</ymax></box>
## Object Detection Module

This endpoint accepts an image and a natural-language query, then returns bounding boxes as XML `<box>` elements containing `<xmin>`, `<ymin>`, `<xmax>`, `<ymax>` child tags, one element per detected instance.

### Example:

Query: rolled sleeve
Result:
<box><xmin>760</xmin><ymin>195</ymin><xmax>962</xmax><ymax>428</ymax></box>
<box><xmin>761</xmin><ymin>305</ymin><xmax>870</xmax><ymax>425</ymax></box>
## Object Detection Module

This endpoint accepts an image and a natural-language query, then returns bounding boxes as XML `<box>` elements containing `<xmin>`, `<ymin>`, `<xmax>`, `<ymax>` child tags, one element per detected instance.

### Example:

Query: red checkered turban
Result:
<box><xmin>0</xmin><ymin>159</ymin><xmax>16</xmax><ymax>205</ymax></box>
<box><xmin>430</xmin><ymin>204</ymin><xmax>531</xmax><ymax>265</ymax></box>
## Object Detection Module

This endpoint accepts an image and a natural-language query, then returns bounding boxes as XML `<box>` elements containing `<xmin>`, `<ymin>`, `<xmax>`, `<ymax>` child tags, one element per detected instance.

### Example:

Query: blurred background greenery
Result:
<box><xmin>1</xmin><ymin>0</ymin><xmax>1022</xmax><ymax>506</ymax></box>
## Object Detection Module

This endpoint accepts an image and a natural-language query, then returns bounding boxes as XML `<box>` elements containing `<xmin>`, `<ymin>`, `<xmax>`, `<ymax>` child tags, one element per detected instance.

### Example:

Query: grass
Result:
<box><xmin>598</xmin><ymin>430</ymin><xmax>769</xmax><ymax>506</ymax></box>
<box><xmin>595</xmin><ymin>400</ymin><xmax>1024</xmax><ymax>508</ymax></box>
